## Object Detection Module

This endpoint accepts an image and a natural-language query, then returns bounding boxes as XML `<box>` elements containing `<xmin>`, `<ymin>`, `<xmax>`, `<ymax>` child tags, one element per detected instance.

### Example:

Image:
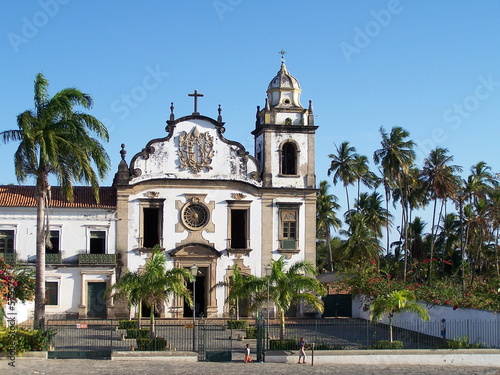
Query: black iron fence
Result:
<box><xmin>43</xmin><ymin>318</ymin><xmax>500</xmax><ymax>359</ymax></box>
<box><xmin>266</xmin><ymin>319</ymin><xmax>500</xmax><ymax>350</ymax></box>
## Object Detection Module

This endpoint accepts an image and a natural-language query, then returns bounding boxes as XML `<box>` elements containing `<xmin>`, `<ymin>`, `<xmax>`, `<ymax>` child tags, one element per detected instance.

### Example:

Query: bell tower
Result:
<box><xmin>252</xmin><ymin>57</ymin><xmax>318</xmax><ymax>188</ymax></box>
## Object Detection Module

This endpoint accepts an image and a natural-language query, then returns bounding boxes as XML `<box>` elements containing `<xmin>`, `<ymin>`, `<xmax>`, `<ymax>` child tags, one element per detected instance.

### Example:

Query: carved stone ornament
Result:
<box><xmin>177</xmin><ymin>127</ymin><xmax>214</xmax><ymax>173</ymax></box>
<box><xmin>144</xmin><ymin>191</ymin><xmax>160</xmax><ymax>198</ymax></box>
<box><xmin>231</xmin><ymin>193</ymin><xmax>247</xmax><ymax>200</ymax></box>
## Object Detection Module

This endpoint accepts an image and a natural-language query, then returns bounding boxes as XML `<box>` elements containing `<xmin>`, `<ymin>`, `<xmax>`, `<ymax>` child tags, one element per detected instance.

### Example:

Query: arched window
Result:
<box><xmin>281</xmin><ymin>142</ymin><xmax>297</xmax><ymax>175</ymax></box>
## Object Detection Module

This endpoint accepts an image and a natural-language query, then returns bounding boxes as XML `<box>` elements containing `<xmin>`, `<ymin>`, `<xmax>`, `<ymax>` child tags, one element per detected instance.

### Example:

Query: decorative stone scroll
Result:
<box><xmin>177</xmin><ymin>127</ymin><xmax>214</xmax><ymax>173</ymax></box>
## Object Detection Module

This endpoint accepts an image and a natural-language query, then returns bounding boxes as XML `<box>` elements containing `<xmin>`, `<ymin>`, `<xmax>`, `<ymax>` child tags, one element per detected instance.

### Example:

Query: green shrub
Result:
<box><xmin>269</xmin><ymin>339</ymin><xmax>297</xmax><ymax>350</ymax></box>
<box><xmin>245</xmin><ymin>327</ymin><xmax>257</xmax><ymax>339</ymax></box>
<box><xmin>370</xmin><ymin>340</ymin><xmax>403</xmax><ymax>349</ymax></box>
<box><xmin>136</xmin><ymin>337</ymin><xmax>167</xmax><ymax>351</ymax></box>
<box><xmin>118</xmin><ymin>320</ymin><xmax>138</xmax><ymax>330</ymax></box>
<box><xmin>313</xmin><ymin>339</ymin><xmax>346</xmax><ymax>350</ymax></box>
<box><xmin>227</xmin><ymin>320</ymin><xmax>247</xmax><ymax>329</ymax></box>
<box><xmin>0</xmin><ymin>327</ymin><xmax>57</xmax><ymax>354</ymax></box>
<box><xmin>125</xmin><ymin>328</ymin><xmax>150</xmax><ymax>339</ymax></box>
<box><xmin>446</xmin><ymin>336</ymin><xmax>485</xmax><ymax>349</ymax></box>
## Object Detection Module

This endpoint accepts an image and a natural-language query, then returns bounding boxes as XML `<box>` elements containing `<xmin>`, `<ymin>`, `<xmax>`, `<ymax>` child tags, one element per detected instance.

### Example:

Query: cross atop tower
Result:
<box><xmin>188</xmin><ymin>89</ymin><xmax>204</xmax><ymax>115</ymax></box>
<box><xmin>279</xmin><ymin>49</ymin><xmax>286</xmax><ymax>62</ymax></box>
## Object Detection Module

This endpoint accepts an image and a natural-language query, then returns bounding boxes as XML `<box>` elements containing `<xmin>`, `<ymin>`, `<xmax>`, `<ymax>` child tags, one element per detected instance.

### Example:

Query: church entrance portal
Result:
<box><xmin>183</xmin><ymin>267</ymin><xmax>206</xmax><ymax>318</ymax></box>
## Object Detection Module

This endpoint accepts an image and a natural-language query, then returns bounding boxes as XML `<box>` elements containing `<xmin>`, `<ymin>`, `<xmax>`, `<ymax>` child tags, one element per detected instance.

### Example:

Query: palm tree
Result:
<box><xmin>140</xmin><ymin>247</ymin><xmax>194</xmax><ymax>337</ymax></box>
<box><xmin>108</xmin><ymin>247</ymin><xmax>194</xmax><ymax>336</ymax></box>
<box><xmin>421</xmin><ymin>148</ymin><xmax>462</xmax><ymax>284</ymax></box>
<box><xmin>373</xmin><ymin>127</ymin><xmax>416</xmax><ymax>258</ymax></box>
<box><xmin>370</xmin><ymin>289</ymin><xmax>430</xmax><ymax>342</ymax></box>
<box><xmin>1</xmin><ymin>73</ymin><xmax>110</xmax><ymax>329</ymax></box>
<box><xmin>211</xmin><ymin>264</ymin><xmax>260</xmax><ymax>320</ymax></box>
<box><xmin>328</xmin><ymin>142</ymin><xmax>359</xmax><ymax>213</ymax></box>
<box><xmin>408</xmin><ymin>216</ymin><xmax>427</xmax><ymax>263</ymax></box>
<box><xmin>487</xmin><ymin>186</ymin><xmax>500</xmax><ymax>277</ymax></box>
<box><xmin>340</xmin><ymin>213</ymin><xmax>383</xmax><ymax>263</ymax></box>
<box><xmin>316</xmin><ymin>181</ymin><xmax>341</xmax><ymax>272</ymax></box>
<box><xmin>435</xmin><ymin>213</ymin><xmax>461</xmax><ymax>274</ymax></box>
<box><xmin>348</xmin><ymin>191</ymin><xmax>393</xmax><ymax>238</ymax></box>
<box><xmin>466</xmin><ymin>161</ymin><xmax>497</xmax><ymax>205</ymax></box>
<box><xmin>107</xmin><ymin>270</ymin><xmax>144</xmax><ymax>328</ymax></box>
<box><xmin>262</xmin><ymin>256</ymin><xmax>327</xmax><ymax>340</ymax></box>
<box><xmin>352</xmin><ymin>154</ymin><xmax>379</xmax><ymax>202</ymax></box>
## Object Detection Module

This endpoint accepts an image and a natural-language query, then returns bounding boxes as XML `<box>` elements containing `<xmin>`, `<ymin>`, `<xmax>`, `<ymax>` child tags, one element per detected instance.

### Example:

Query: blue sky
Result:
<box><xmin>1</xmin><ymin>0</ymin><xmax>499</xmax><ymax>215</ymax></box>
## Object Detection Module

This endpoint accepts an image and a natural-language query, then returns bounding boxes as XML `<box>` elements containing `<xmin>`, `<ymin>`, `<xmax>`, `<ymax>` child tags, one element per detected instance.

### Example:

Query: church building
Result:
<box><xmin>0</xmin><ymin>60</ymin><xmax>318</xmax><ymax>320</ymax></box>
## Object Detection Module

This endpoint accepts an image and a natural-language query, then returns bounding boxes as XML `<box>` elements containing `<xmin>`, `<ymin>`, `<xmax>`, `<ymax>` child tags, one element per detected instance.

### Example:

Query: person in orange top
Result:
<box><xmin>244</xmin><ymin>343</ymin><xmax>252</xmax><ymax>363</ymax></box>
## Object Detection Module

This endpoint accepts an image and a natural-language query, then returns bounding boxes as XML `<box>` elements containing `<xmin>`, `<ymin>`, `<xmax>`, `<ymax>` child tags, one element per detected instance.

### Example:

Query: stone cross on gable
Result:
<box><xmin>188</xmin><ymin>89</ymin><xmax>204</xmax><ymax>115</ymax></box>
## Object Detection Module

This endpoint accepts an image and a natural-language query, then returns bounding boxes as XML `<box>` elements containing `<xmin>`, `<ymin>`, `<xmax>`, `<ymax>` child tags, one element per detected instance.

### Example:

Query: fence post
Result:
<box><xmin>110</xmin><ymin>320</ymin><xmax>113</xmax><ymax>350</ymax></box>
<box><xmin>256</xmin><ymin>312</ymin><xmax>265</xmax><ymax>363</ymax></box>
<box><xmin>315</xmin><ymin>319</ymin><xmax>318</xmax><ymax>344</ymax></box>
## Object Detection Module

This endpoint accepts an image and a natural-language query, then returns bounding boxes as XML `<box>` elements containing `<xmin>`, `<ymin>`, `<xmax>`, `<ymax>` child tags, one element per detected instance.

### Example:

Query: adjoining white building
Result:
<box><xmin>0</xmin><ymin>60</ymin><xmax>318</xmax><ymax>320</ymax></box>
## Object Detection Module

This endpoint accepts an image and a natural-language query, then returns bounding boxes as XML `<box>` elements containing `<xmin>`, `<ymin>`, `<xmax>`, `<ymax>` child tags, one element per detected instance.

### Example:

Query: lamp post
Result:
<box><xmin>265</xmin><ymin>264</ymin><xmax>272</xmax><ymax>351</ymax></box>
<box><xmin>190</xmin><ymin>263</ymin><xmax>198</xmax><ymax>352</ymax></box>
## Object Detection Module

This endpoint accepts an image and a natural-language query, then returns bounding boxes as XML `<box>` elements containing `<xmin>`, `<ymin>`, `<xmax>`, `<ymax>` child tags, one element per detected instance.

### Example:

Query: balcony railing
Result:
<box><xmin>137</xmin><ymin>237</ymin><xmax>164</xmax><ymax>251</ymax></box>
<box><xmin>280</xmin><ymin>239</ymin><xmax>298</xmax><ymax>250</ymax></box>
<box><xmin>1</xmin><ymin>252</ymin><xmax>17</xmax><ymax>264</ymax></box>
<box><xmin>227</xmin><ymin>238</ymin><xmax>251</xmax><ymax>249</ymax></box>
<box><xmin>226</xmin><ymin>238</ymin><xmax>252</xmax><ymax>256</ymax></box>
<box><xmin>78</xmin><ymin>253</ymin><xmax>116</xmax><ymax>265</ymax></box>
<box><xmin>45</xmin><ymin>253</ymin><xmax>62</xmax><ymax>264</ymax></box>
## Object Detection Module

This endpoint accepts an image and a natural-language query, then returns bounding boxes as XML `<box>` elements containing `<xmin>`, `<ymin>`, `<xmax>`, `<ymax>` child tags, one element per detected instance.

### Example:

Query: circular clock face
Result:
<box><xmin>182</xmin><ymin>203</ymin><xmax>209</xmax><ymax>229</ymax></box>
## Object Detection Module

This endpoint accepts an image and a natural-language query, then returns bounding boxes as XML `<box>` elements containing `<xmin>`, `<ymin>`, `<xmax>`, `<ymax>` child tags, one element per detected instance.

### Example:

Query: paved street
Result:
<box><xmin>2</xmin><ymin>359</ymin><xmax>500</xmax><ymax>375</ymax></box>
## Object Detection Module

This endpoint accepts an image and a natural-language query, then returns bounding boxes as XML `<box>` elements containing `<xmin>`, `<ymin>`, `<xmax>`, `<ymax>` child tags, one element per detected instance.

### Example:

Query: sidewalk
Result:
<box><xmin>2</xmin><ymin>359</ymin><xmax>500</xmax><ymax>375</ymax></box>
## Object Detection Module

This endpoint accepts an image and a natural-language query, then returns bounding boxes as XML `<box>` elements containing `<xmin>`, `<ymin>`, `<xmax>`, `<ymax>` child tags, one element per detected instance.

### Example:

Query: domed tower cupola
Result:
<box><xmin>267</xmin><ymin>59</ymin><xmax>303</xmax><ymax>109</ymax></box>
<box><xmin>252</xmin><ymin>54</ymin><xmax>318</xmax><ymax>189</ymax></box>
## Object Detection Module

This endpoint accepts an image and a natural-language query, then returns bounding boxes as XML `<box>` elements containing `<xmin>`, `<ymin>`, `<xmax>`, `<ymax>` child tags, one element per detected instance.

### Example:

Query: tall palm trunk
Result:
<box><xmin>345</xmin><ymin>185</ymin><xmax>351</xmax><ymax>214</ymax></box>
<box><xmin>428</xmin><ymin>198</ymin><xmax>438</xmax><ymax>285</ymax></box>
<box><xmin>150</xmin><ymin>306</ymin><xmax>156</xmax><ymax>338</ymax></box>
<box><xmin>389</xmin><ymin>315</ymin><xmax>394</xmax><ymax>343</ymax></box>
<box><xmin>326</xmin><ymin>228</ymin><xmax>334</xmax><ymax>272</ymax></box>
<box><xmin>384</xmin><ymin>185</ymin><xmax>391</xmax><ymax>257</ymax></box>
<box><xmin>138</xmin><ymin>300</ymin><xmax>142</xmax><ymax>329</ymax></box>
<box><xmin>429</xmin><ymin>199</ymin><xmax>445</xmax><ymax>284</ymax></box>
<box><xmin>279</xmin><ymin>310</ymin><xmax>286</xmax><ymax>340</ymax></box>
<box><xmin>495</xmin><ymin>227</ymin><xmax>499</xmax><ymax>277</ymax></box>
<box><xmin>402</xmin><ymin>199</ymin><xmax>410</xmax><ymax>282</ymax></box>
<box><xmin>34</xmin><ymin>180</ymin><xmax>47</xmax><ymax>329</ymax></box>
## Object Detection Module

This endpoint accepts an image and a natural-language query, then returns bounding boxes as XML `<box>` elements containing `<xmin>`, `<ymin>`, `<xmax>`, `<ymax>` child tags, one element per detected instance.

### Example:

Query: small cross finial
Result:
<box><xmin>188</xmin><ymin>89</ymin><xmax>204</xmax><ymax>115</ymax></box>
<box><xmin>279</xmin><ymin>49</ymin><xmax>286</xmax><ymax>62</ymax></box>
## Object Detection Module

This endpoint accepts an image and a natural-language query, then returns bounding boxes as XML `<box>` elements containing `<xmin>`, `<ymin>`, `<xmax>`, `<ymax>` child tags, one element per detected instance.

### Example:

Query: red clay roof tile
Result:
<box><xmin>0</xmin><ymin>185</ymin><xmax>116</xmax><ymax>209</ymax></box>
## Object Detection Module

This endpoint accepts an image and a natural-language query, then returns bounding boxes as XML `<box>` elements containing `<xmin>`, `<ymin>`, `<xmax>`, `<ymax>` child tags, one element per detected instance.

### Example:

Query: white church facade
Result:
<box><xmin>0</xmin><ymin>60</ymin><xmax>318</xmax><ymax>320</ymax></box>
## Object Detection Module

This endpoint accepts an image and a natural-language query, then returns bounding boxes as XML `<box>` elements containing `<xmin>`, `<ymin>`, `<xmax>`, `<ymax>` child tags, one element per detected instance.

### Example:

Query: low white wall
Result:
<box><xmin>4</xmin><ymin>300</ymin><xmax>34</xmax><ymax>325</ymax></box>
<box><xmin>352</xmin><ymin>295</ymin><xmax>500</xmax><ymax>348</ymax></box>
<box><xmin>266</xmin><ymin>349</ymin><xmax>500</xmax><ymax>367</ymax></box>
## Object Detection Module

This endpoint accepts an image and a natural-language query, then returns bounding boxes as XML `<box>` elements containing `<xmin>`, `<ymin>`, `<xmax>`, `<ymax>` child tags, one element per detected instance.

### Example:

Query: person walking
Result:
<box><xmin>244</xmin><ymin>343</ymin><xmax>252</xmax><ymax>363</ymax></box>
<box><xmin>297</xmin><ymin>337</ymin><xmax>306</xmax><ymax>364</ymax></box>
<box><xmin>440</xmin><ymin>319</ymin><xmax>446</xmax><ymax>344</ymax></box>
